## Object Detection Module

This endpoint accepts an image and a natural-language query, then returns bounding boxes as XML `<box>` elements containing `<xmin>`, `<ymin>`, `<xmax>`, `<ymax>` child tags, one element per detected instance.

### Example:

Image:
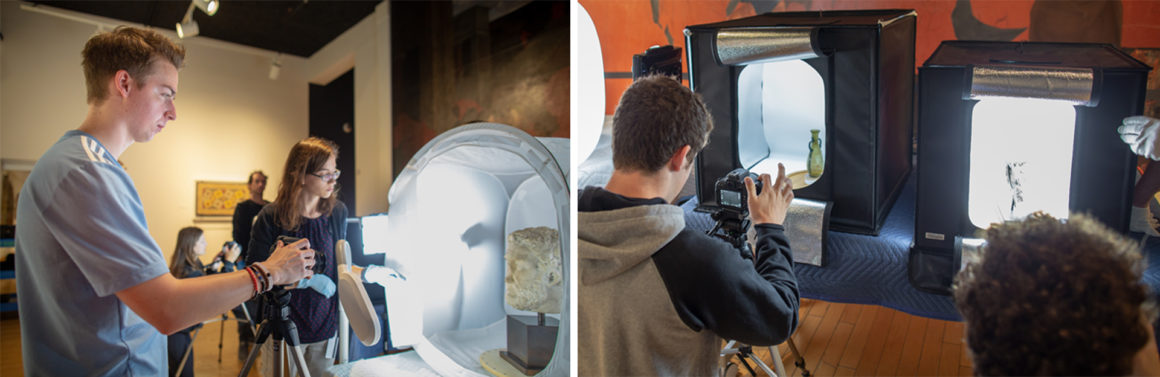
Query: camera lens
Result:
<box><xmin>312</xmin><ymin>249</ymin><xmax>326</xmax><ymax>274</ymax></box>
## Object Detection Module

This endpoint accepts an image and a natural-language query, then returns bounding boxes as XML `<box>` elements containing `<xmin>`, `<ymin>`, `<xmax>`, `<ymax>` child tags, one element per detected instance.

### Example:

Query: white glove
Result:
<box><xmin>362</xmin><ymin>265</ymin><xmax>406</xmax><ymax>286</ymax></box>
<box><xmin>1118</xmin><ymin>116</ymin><xmax>1160</xmax><ymax>160</ymax></box>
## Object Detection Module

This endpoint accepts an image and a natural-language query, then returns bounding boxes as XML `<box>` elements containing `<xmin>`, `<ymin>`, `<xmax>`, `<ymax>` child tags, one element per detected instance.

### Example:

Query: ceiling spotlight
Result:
<box><xmin>176</xmin><ymin>19</ymin><xmax>199</xmax><ymax>39</ymax></box>
<box><xmin>176</xmin><ymin>0</ymin><xmax>217</xmax><ymax>38</ymax></box>
<box><xmin>193</xmin><ymin>0</ymin><xmax>219</xmax><ymax>16</ymax></box>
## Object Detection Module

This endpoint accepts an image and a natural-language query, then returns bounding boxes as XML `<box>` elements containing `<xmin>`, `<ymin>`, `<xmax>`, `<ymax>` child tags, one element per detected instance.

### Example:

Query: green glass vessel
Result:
<box><xmin>807</xmin><ymin>129</ymin><xmax>824</xmax><ymax>178</ymax></box>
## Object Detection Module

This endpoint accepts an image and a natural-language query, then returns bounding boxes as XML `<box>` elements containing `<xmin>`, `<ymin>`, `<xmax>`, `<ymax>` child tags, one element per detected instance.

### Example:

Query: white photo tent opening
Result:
<box><xmin>359</xmin><ymin>123</ymin><xmax>570</xmax><ymax>376</ymax></box>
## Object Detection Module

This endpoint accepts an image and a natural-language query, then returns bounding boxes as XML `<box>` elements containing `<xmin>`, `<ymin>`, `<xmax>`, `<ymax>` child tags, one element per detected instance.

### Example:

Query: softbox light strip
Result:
<box><xmin>969</xmin><ymin>65</ymin><xmax>1094</xmax><ymax>105</ymax></box>
<box><xmin>715</xmin><ymin>27</ymin><xmax>819</xmax><ymax>65</ymax></box>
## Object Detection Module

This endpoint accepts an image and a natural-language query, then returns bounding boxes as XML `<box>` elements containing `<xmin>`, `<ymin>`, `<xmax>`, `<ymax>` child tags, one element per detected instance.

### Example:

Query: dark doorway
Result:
<box><xmin>309</xmin><ymin>69</ymin><xmax>356</xmax><ymax>213</ymax></box>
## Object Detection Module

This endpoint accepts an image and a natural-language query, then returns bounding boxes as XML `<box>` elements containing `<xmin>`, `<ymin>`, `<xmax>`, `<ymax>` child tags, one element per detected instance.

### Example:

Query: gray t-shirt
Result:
<box><xmin>16</xmin><ymin>130</ymin><xmax>169</xmax><ymax>376</ymax></box>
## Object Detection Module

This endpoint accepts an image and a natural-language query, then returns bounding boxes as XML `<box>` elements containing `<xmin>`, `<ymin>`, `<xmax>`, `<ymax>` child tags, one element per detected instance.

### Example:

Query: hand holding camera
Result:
<box><xmin>259</xmin><ymin>237</ymin><xmax>317</xmax><ymax>287</ymax></box>
<box><xmin>746</xmin><ymin>162</ymin><xmax>794</xmax><ymax>225</ymax></box>
<box><xmin>220</xmin><ymin>241</ymin><xmax>242</xmax><ymax>263</ymax></box>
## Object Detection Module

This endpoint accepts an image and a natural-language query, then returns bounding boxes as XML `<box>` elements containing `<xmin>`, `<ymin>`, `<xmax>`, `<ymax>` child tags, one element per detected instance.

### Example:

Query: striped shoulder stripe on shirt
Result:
<box><xmin>80</xmin><ymin>135</ymin><xmax>111</xmax><ymax>164</ymax></box>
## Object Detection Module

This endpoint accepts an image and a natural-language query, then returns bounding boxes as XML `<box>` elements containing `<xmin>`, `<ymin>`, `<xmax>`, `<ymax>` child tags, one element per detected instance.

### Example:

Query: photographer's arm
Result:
<box><xmin>652</xmin><ymin>228</ymin><xmax>799</xmax><ymax>346</ymax></box>
<box><xmin>116</xmin><ymin>239</ymin><xmax>315</xmax><ymax>335</ymax></box>
<box><xmin>650</xmin><ymin>163</ymin><xmax>800</xmax><ymax>345</ymax></box>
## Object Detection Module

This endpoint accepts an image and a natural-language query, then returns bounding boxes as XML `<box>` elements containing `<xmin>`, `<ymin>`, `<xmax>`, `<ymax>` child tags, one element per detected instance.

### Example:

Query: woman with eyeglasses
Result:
<box><xmin>246</xmin><ymin>136</ymin><xmax>347</xmax><ymax>376</ymax></box>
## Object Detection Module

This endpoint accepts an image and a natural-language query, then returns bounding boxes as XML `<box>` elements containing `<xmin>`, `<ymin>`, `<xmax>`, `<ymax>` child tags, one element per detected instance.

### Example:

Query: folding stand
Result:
<box><xmin>720</xmin><ymin>339</ymin><xmax>809</xmax><ymax>377</ymax></box>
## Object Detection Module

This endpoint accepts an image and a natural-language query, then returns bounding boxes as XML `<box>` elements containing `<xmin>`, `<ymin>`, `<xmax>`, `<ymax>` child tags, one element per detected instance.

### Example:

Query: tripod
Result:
<box><xmin>708</xmin><ymin>211</ymin><xmax>810</xmax><ymax>377</ymax></box>
<box><xmin>238</xmin><ymin>288</ymin><xmax>313</xmax><ymax>377</ymax></box>
<box><xmin>172</xmin><ymin>304</ymin><xmax>254</xmax><ymax>377</ymax></box>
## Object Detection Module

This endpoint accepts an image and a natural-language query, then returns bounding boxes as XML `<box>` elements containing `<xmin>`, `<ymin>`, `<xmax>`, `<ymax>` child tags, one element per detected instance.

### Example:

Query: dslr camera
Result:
<box><xmin>708</xmin><ymin>168</ymin><xmax>763</xmax><ymax>250</ymax></box>
<box><xmin>715</xmin><ymin>168</ymin><xmax>763</xmax><ymax>215</ymax></box>
<box><xmin>272</xmin><ymin>235</ymin><xmax>326</xmax><ymax>275</ymax></box>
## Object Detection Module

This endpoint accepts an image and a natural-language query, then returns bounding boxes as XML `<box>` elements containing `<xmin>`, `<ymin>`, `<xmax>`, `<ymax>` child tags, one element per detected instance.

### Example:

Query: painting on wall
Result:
<box><xmin>195</xmin><ymin>181</ymin><xmax>249</xmax><ymax>217</ymax></box>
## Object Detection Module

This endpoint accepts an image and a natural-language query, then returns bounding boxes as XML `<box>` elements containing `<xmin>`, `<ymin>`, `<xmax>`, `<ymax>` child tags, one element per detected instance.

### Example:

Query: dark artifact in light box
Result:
<box><xmin>686</xmin><ymin>9</ymin><xmax>917</xmax><ymax>235</ymax></box>
<box><xmin>909</xmin><ymin>41</ymin><xmax>1152</xmax><ymax>295</ymax></box>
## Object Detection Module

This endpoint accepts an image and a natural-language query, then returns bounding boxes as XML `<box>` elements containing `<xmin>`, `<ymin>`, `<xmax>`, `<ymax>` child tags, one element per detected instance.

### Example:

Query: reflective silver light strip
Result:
<box><xmin>969</xmin><ymin>65</ymin><xmax>1094</xmax><ymax>105</ymax></box>
<box><xmin>715</xmin><ymin>27</ymin><xmax>819</xmax><ymax>65</ymax></box>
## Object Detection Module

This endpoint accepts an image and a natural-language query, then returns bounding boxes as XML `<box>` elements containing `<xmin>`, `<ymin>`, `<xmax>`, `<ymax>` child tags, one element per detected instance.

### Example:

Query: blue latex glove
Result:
<box><xmin>296</xmin><ymin>274</ymin><xmax>336</xmax><ymax>298</ymax></box>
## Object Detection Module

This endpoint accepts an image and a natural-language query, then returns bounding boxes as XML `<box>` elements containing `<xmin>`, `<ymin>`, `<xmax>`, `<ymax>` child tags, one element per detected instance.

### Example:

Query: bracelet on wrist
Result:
<box><xmin>244</xmin><ymin>267</ymin><xmax>260</xmax><ymax>299</ymax></box>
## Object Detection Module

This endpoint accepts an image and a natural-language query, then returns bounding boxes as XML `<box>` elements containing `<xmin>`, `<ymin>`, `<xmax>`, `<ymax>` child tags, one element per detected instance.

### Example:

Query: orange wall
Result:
<box><xmin>581</xmin><ymin>0</ymin><xmax>1160</xmax><ymax>115</ymax></box>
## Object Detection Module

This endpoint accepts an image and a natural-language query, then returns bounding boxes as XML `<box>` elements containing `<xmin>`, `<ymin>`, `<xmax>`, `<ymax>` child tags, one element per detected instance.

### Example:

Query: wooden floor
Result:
<box><xmin>1</xmin><ymin>299</ymin><xmax>972</xmax><ymax>377</ymax></box>
<box><xmin>1</xmin><ymin>313</ymin><xmax>261</xmax><ymax>377</ymax></box>
<box><xmin>730</xmin><ymin>299</ymin><xmax>973</xmax><ymax>377</ymax></box>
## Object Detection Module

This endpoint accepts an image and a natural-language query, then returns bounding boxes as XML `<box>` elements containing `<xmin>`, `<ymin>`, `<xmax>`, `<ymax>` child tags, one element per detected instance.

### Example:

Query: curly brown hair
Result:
<box><xmin>611</xmin><ymin>74</ymin><xmax>714</xmax><ymax>173</ymax></box>
<box><xmin>81</xmin><ymin>26</ymin><xmax>185</xmax><ymax>105</ymax></box>
<box><xmin>954</xmin><ymin>213</ymin><xmax>1154</xmax><ymax>376</ymax></box>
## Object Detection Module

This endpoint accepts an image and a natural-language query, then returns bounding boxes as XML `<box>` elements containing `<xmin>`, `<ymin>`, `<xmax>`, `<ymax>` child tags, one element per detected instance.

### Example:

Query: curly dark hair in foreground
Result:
<box><xmin>954</xmin><ymin>213</ymin><xmax>1154</xmax><ymax>376</ymax></box>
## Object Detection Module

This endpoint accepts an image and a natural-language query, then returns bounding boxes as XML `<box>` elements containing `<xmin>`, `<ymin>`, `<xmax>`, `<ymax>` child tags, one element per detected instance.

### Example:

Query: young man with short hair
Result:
<box><xmin>15</xmin><ymin>26</ymin><xmax>316</xmax><ymax>375</ymax></box>
<box><xmin>578</xmin><ymin>74</ymin><xmax>800</xmax><ymax>376</ymax></box>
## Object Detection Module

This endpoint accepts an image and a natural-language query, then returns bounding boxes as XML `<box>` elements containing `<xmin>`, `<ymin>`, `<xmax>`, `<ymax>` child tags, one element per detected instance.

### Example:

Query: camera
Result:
<box><xmin>272</xmin><ymin>235</ymin><xmax>326</xmax><ymax>275</ymax></box>
<box><xmin>708</xmin><ymin>168</ymin><xmax>763</xmax><ymax>251</ymax></box>
<box><xmin>715</xmin><ymin>168</ymin><xmax>763</xmax><ymax>213</ymax></box>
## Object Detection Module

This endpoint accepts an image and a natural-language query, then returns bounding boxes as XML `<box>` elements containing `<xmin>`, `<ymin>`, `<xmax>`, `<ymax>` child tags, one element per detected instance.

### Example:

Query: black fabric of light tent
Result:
<box><xmin>909</xmin><ymin>41</ymin><xmax>1152</xmax><ymax>295</ymax></box>
<box><xmin>685</xmin><ymin>9</ymin><xmax>916</xmax><ymax>235</ymax></box>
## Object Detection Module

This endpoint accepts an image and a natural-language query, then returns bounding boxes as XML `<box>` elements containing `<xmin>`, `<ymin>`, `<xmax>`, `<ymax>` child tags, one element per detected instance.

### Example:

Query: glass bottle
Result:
<box><xmin>807</xmin><ymin>129</ymin><xmax>824</xmax><ymax>178</ymax></box>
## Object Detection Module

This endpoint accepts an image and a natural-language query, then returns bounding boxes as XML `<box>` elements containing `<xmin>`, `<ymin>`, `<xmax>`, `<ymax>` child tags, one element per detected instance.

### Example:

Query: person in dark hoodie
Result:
<box><xmin>578</xmin><ymin>74</ymin><xmax>800</xmax><ymax>376</ymax></box>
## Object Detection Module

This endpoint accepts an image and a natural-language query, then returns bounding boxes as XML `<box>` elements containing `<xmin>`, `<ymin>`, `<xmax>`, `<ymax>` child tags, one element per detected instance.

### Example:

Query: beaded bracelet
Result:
<box><xmin>252</xmin><ymin>266</ymin><xmax>269</xmax><ymax>293</ymax></box>
<box><xmin>244</xmin><ymin>267</ymin><xmax>260</xmax><ymax>299</ymax></box>
<box><xmin>252</xmin><ymin>262</ymin><xmax>272</xmax><ymax>291</ymax></box>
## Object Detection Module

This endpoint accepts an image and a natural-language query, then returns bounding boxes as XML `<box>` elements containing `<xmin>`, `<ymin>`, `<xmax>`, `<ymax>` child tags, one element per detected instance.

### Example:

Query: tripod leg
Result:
<box><xmin>274</xmin><ymin>340</ymin><xmax>284</xmax><ymax>377</ymax></box>
<box><xmin>174</xmin><ymin>327</ymin><xmax>200</xmax><ymax>377</ymax></box>
<box><xmin>745</xmin><ymin>350</ymin><xmax>778</xmax><ymax>377</ymax></box>
<box><xmin>737</xmin><ymin>351</ymin><xmax>759</xmax><ymax>377</ymax></box>
<box><xmin>241</xmin><ymin>301</ymin><xmax>257</xmax><ymax>337</ymax></box>
<box><xmin>785</xmin><ymin>339</ymin><xmax>809</xmax><ymax>377</ymax></box>
<box><xmin>286</xmin><ymin>342</ymin><xmax>313</xmax><ymax>377</ymax></box>
<box><xmin>219</xmin><ymin>314</ymin><xmax>226</xmax><ymax>363</ymax></box>
<box><xmin>238</xmin><ymin>320</ymin><xmax>273</xmax><ymax>377</ymax></box>
<box><xmin>769</xmin><ymin>345</ymin><xmax>787</xmax><ymax>377</ymax></box>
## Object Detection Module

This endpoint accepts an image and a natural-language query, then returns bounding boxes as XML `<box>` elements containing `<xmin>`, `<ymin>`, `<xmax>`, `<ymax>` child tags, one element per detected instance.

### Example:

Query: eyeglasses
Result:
<box><xmin>309</xmin><ymin>170</ymin><xmax>341</xmax><ymax>182</ymax></box>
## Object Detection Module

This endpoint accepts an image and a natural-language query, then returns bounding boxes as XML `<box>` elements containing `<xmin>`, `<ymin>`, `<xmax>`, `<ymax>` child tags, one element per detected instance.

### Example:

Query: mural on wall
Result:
<box><xmin>391</xmin><ymin>1</ymin><xmax>569</xmax><ymax>177</ymax></box>
<box><xmin>1129</xmin><ymin>49</ymin><xmax>1160</xmax><ymax>119</ymax></box>
<box><xmin>581</xmin><ymin>0</ymin><xmax>1160</xmax><ymax>115</ymax></box>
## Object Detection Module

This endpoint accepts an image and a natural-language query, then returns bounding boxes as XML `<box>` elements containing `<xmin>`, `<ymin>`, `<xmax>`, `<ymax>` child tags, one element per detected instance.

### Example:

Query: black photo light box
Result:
<box><xmin>685</xmin><ymin>9</ymin><xmax>916</xmax><ymax>235</ymax></box>
<box><xmin>909</xmin><ymin>41</ymin><xmax>1151</xmax><ymax>295</ymax></box>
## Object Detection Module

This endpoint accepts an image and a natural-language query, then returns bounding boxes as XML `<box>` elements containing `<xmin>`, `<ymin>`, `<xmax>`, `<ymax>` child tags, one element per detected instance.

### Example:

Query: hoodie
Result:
<box><xmin>578</xmin><ymin>187</ymin><xmax>800</xmax><ymax>376</ymax></box>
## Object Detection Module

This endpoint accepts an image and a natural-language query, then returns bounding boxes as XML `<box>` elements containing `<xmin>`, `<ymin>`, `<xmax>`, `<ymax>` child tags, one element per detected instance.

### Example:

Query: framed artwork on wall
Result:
<box><xmin>195</xmin><ymin>181</ymin><xmax>249</xmax><ymax>217</ymax></box>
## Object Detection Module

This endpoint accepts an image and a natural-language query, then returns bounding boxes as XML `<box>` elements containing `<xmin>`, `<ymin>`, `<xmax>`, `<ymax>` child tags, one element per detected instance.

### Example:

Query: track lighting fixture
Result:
<box><xmin>175</xmin><ymin>0</ymin><xmax>219</xmax><ymax>39</ymax></box>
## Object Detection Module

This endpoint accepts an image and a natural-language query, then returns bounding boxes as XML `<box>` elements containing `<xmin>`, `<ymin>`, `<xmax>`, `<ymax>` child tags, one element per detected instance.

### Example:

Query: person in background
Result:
<box><xmin>1118</xmin><ymin>116</ymin><xmax>1160</xmax><ymax>236</ymax></box>
<box><xmin>231</xmin><ymin>169</ymin><xmax>269</xmax><ymax>358</ymax></box>
<box><xmin>234</xmin><ymin>170</ymin><xmax>269</xmax><ymax>260</ymax></box>
<box><xmin>167</xmin><ymin>227</ymin><xmax>242</xmax><ymax>377</ymax></box>
<box><xmin>954</xmin><ymin>213</ymin><xmax>1160</xmax><ymax>375</ymax></box>
<box><xmin>14</xmin><ymin>26</ymin><xmax>315</xmax><ymax>376</ymax></box>
<box><xmin>249</xmin><ymin>137</ymin><xmax>346</xmax><ymax>377</ymax></box>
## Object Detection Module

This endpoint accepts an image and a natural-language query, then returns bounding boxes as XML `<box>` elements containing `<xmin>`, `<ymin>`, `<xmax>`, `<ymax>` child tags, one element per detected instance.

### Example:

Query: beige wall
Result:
<box><xmin>0</xmin><ymin>1</ymin><xmax>393</xmax><ymax>265</ymax></box>
<box><xmin>303</xmin><ymin>1</ymin><xmax>393</xmax><ymax>218</ymax></box>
